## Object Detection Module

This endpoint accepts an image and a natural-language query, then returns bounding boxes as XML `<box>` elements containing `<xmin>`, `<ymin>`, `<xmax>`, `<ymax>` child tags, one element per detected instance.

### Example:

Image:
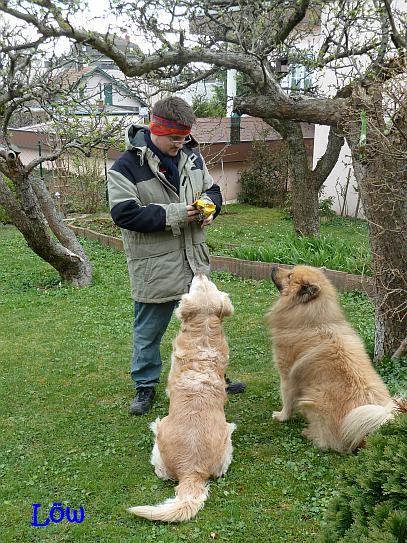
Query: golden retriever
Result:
<box><xmin>128</xmin><ymin>273</ymin><xmax>236</xmax><ymax>521</ymax></box>
<box><xmin>267</xmin><ymin>265</ymin><xmax>402</xmax><ymax>453</ymax></box>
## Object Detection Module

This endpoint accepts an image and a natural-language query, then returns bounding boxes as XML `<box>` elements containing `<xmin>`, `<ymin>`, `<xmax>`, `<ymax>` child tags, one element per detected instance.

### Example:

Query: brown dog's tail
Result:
<box><xmin>340</xmin><ymin>401</ymin><xmax>398</xmax><ymax>451</ymax></box>
<box><xmin>128</xmin><ymin>474</ymin><xmax>208</xmax><ymax>522</ymax></box>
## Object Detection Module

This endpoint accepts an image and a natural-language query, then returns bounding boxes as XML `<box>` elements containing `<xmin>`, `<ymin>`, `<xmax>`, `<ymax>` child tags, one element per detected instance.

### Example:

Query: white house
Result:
<box><xmin>286</xmin><ymin>1</ymin><xmax>405</xmax><ymax>218</ymax></box>
<box><xmin>63</xmin><ymin>66</ymin><xmax>149</xmax><ymax>117</ymax></box>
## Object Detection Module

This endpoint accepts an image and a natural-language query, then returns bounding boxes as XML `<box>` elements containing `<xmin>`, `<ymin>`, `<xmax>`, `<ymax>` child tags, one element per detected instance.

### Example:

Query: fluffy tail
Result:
<box><xmin>340</xmin><ymin>401</ymin><xmax>396</xmax><ymax>451</ymax></box>
<box><xmin>128</xmin><ymin>475</ymin><xmax>208</xmax><ymax>522</ymax></box>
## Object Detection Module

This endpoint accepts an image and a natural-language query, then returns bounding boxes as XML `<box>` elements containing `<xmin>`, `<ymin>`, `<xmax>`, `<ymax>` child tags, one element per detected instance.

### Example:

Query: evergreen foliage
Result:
<box><xmin>192</xmin><ymin>93</ymin><xmax>226</xmax><ymax>117</ymax></box>
<box><xmin>319</xmin><ymin>414</ymin><xmax>407</xmax><ymax>543</ymax></box>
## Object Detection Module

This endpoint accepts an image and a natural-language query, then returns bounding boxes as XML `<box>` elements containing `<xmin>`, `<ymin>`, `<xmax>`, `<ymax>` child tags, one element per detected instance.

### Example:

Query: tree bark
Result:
<box><xmin>234</xmin><ymin>92</ymin><xmax>344</xmax><ymax>237</ymax></box>
<box><xmin>391</xmin><ymin>337</ymin><xmax>407</xmax><ymax>360</ymax></box>
<box><xmin>345</xmin><ymin>89</ymin><xmax>407</xmax><ymax>361</ymax></box>
<box><xmin>267</xmin><ymin>118</ymin><xmax>320</xmax><ymax>236</ymax></box>
<box><xmin>235</xmin><ymin>95</ymin><xmax>348</xmax><ymax>126</ymax></box>
<box><xmin>351</xmin><ymin>152</ymin><xmax>407</xmax><ymax>361</ymax></box>
<box><xmin>0</xmin><ymin>165</ymin><xmax>92</xmax><ymax>288</ymax></box>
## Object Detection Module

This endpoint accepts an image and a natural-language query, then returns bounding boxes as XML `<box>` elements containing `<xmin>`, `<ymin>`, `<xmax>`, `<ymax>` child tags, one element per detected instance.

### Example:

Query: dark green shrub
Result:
<box><xmin>319</xmin><ymin>414</ymin><xmax>407</xmax><ymax>543</ymax></box>
<box><xmin>319</xmin><ymin>194</ymin><xmax>336</xmax><ymax>219</ymax></box>
<box><xmin>192</xmin><ymin>94</ymin><xmax>226</xmax><ymax>117</ymax></box>
<box><xmin>238</xmin><ymin>140</ymin><xmax>289</xmax><ymax>207</ymax></box>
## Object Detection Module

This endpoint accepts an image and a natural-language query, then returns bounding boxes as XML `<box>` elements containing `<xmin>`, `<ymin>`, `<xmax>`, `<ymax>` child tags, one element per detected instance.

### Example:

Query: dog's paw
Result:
<box><xmin>272</xmin><ymin>411</ymin><xmax>288</xmax><ymax>422</ymax></box>
<box><xmin>301</xmin><ymin>427</ymin><xmax>311</xmax><ymax>438</ymax></box>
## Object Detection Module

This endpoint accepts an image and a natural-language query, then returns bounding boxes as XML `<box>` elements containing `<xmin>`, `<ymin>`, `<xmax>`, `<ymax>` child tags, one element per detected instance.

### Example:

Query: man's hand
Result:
<box><xmin>186</xmin><ymin>204</ymin><xmax>201</xmax><ymax>222</ymax></box>
<box><xmin>200</xmin><ymin>213</ymin><xmax>214</xmax><ymax>228</ymax></box>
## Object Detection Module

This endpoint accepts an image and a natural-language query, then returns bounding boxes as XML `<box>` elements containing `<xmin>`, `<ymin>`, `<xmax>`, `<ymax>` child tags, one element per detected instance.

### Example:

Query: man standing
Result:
<box><xmin>108</xmin><ymin>96</ymin><xmax>245</xmax><ymax>415</ymax></box>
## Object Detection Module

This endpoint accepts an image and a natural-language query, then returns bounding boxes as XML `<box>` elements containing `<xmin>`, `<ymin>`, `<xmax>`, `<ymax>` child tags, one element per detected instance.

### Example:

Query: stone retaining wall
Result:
<box><xmin>69</xmin><ymin>225</ymin><xmax>375</xmax><ymax>297</ymax></box>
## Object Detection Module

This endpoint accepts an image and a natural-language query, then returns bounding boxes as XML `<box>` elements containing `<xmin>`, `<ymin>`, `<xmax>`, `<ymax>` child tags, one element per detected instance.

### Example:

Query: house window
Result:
<box><xmin>287</xmin><ymin>65</ymin><xmax>312</xmax><ymax>92</ymax></box>
<box><xmin>104</xmin><ymin>83</ymin><xmax>113</xmax><ymax>106</ymax></box>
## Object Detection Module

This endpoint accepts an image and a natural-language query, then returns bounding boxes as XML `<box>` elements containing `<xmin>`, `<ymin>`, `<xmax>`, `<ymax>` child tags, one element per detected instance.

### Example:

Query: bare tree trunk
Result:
<box><xmin>352</xmin><ymin>154</ymin><xmax>406</xmax><ymax>361</ymax></box>
<box><xmin>266</xmin><ymin>119</ymin><xmax>320</xmax><ymax>236</ymax></box>
<box><xmin>291</xmin><ymin>170</ymin><xmax>320</xmax><ymax>237</ymax></box>
<box><xmin>345</xmin><ymin>89</ymin><xmax>407</xmax><ymax>361</ymax></box>
<box><xmin>32</xmin><ymin>175</ymin><xmax>91</xmax><ymax>264</ymax></box>
<box><xmin>0</xmin><ymin>168</ymin><xmax>92</xmax><ymax>287</ymax></box>
<box><xmin>265</xmin><ymin>120</ymin><xmax>343</xmax><ymax>236</ymax></box>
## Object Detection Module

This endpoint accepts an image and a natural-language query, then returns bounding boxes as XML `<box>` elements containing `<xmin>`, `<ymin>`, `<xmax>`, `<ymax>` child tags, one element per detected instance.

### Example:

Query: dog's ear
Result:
<box><xmin>297</xmin><ymin>282</ymin><xmax>320</xmax><ymax>303</ymax></box>
<box><xmin>220</xmin><ymin>293</ymin><xmax>234</xmax><ymax>317</ymax></box>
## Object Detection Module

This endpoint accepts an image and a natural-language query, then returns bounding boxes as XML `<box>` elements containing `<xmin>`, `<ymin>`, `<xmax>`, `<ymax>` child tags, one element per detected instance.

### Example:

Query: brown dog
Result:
<box><xmin>128</xmin><ymin>273</ymin><xmax>236</xmax><ymax>521</ymax></box>
<box><xmin>267</xmin><ymin>265</ymin><xmax>401</xmax><ymax>453</ymax></box>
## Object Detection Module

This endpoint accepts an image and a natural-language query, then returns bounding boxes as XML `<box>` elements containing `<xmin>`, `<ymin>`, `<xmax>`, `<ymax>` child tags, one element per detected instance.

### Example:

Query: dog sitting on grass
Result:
<box><xmin>267</xmin><ymin>265</ymin><xmax>405</xmax><ymax>453</ymax></box>
<box><xmin>128</xmin><ymin>273</ymin><xmax>236</xmax><ymax>522</ymax></box>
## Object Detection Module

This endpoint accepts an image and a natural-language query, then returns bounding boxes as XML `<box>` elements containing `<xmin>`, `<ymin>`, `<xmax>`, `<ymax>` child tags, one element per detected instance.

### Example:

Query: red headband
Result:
<box><xmin>149</xmin><ymin>114</ymin><xmax>191</xmax><ymax>137</ymax></box>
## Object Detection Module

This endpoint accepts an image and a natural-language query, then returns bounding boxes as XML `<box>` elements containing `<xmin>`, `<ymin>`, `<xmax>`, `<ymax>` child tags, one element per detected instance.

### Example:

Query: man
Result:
<box><xmin>108</xmin><ymin>96</ymin><xmax>246</xmax><ymax>415</ymax></box>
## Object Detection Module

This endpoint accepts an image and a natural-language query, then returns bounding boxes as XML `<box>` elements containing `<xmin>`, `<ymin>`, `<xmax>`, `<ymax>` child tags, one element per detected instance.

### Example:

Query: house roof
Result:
<box><xmin>9</xmin><ymin>117</ymin><xmax>314</xmax><ymax>164</ymax></box>
<box><xmin>193</xmin><ymin>117</ymin><xmax>314</xmax><ymax>143</ymax></box>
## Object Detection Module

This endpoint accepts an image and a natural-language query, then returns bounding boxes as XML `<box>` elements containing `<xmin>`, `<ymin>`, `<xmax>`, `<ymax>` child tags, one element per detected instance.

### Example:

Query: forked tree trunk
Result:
<box><xmin>0</xmin><ymin>166</ymin><xmax>92</xmax><ymax>287</ymax></box>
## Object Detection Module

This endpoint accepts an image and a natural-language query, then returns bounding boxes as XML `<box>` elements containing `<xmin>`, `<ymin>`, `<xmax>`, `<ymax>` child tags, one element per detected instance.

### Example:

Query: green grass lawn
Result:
<box><xmin>208</xmin><ymin>204</ymin><xmax>368</xmax><ymax>249</ymax></box>
<box><xmin>0</xmin><ymin>226</ymin><xmax>402</xmax><ymax>543</ymax></box>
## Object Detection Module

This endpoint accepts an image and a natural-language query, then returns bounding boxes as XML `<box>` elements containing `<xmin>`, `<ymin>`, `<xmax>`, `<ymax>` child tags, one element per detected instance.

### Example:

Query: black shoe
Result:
<box><xmin>129</xmin><ymin>387</ymin><xmax>156</xmax><ymax>415</ymax></box>
<box><xmin>225</xmin><ymin>376</ymin><xmax>246</xmax><ymax>395</ymax></box>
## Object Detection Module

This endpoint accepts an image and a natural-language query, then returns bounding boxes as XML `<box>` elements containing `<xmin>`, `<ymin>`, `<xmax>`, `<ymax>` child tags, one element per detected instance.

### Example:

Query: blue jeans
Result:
<box><xmin>131</xmin><ymin>301</ymin><xmax>178</xmax><ymax>390</ymax></box>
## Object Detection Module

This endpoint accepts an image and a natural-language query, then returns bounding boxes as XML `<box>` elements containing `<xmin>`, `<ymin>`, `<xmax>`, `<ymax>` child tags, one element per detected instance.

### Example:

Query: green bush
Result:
<box><xmin>319</xmin><ymin>414</ymin><xmax>407</xmax><ymax>543</ymax></box>
<box><xmin>238</xmin><ymin>140</ymin><xmax>289</xmax><ymax>207</ymax></box>
<box><xmin>319</xmin><ymin>194</ymin><xmax>336</xmax><ymax>219</ymax></box>
<box><xmin>192</xmin><ymin>94</ymin><xmax>226</xmax><ymax>117</ymax></box>
<box><xmin>48</xmin><ymin>150</ymin><xmax>108</xmax><ymax>214</ymax></box>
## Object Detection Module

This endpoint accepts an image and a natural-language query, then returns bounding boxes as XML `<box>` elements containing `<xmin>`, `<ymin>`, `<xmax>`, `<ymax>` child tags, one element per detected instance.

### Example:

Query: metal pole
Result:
<box><xmin>38</xmin><ymin>140</ymin><xmax>43</xmax><ymax>178</ymax></box>
<box><xmin>104</xmin><ymin>148</ymin><xmax>109</xmax><ymax>204</ymax></box>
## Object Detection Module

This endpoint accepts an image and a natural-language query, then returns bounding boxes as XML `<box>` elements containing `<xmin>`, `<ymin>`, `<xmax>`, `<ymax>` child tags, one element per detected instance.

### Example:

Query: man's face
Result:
<box><xmin>151</xmin><ymin>133</ymin><xmax>191</xmax><ymax>157</ymax></box>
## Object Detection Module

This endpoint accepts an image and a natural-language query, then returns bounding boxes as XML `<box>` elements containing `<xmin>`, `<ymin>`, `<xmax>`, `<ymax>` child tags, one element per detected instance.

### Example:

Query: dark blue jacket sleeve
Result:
<box><xmin>205</xmin><ymin>183</ymin><xmax>222</xmax><ymax>218</ymax></box>
<box><xmin>111</xmin><ymin>201</ymin><xmax>166</xmax><ymax>232</ymax></box>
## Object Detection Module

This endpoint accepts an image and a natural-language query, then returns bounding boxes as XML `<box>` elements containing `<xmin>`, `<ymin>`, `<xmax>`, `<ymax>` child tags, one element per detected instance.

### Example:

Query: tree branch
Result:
<box><xmin>382</xmin><ymin>0</ymin><xmax>407</xmax><ymax>50</ymax></box>
<box><xmin>235</xmin><ymin>94</ymin><xmax>348</xmax><ymax>126</ymax></box>
<box><xmin>311</xmin><ymin>127</ymin><xmax>344</xmax><ymax>190</ymax></box>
